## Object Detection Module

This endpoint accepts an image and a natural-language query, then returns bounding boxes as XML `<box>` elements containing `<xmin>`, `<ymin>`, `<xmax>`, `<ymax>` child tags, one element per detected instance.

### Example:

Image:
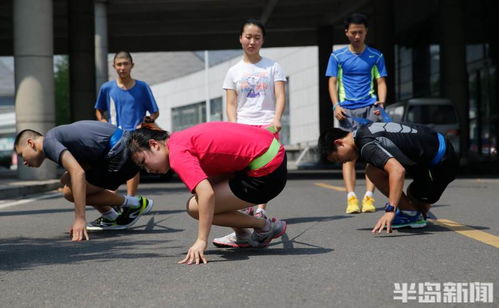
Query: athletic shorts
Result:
<box><xmin>85</xmin><ymin>158</ymin><xmax>140</xmax><ymax>191</ymax></box>
<box><xmin>407</xmin><ymin>140</ymin><xmax>458</xmax><ymax>204</ymax></box>
<box><xmin>229</xmin><ymin>155</ymin><xmax>287</xmax><ymax>204</ymax></box>
<box><xmin>338</xmin><ymin>105</ymin><xmax>383</xmax><ymax>132</ymax></box>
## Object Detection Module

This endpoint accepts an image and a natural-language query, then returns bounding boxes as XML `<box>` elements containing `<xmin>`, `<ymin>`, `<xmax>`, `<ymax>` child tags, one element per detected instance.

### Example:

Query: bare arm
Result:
<box><xmin>376</xmin><ymin>77</ymin><xmax>387</xmax><ymax>105</ymax></box>
<box><xmin>384</xmin><ymin>158</ymin><xmax>405</xmax><ymax>207</ymax></box>
<box><xmin>371</xmin><ymin>158</ymin><xmax>406</xmax><ymax>233</ymax></box>
<box><xmin>95</xmin><ymin>109</ymin><xmax>107</xmax><ymax>122</ymax></box>
<box><xmin>60</xmin><ymin>150</ymin><xmax>89</xmax><ymax>241</ymax></box>
<box><xmin>271</xmin><ymin>81</ymin><xmax>286</xmax><ymax>132</ymax></box>
<box><xmin>329</xmin><ymin>77</ymin><xmax>346</xmax><ymax>120</ymax></box>
<box><xmin>179</xmin><ymin>179</ymin><xmax>214</xmax><ymax>264</ymax></box>
<box><xmin>225</xmin><ymin>89</ymin><xmax>238</xmax><ymax>122</ymax></box>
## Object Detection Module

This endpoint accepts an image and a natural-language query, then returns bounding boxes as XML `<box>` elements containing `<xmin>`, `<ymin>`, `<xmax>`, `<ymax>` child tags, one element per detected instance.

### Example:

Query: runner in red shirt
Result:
<box><xmin>128</xmin><ymin>122</ymin><xmax>288</xmax><ymax>264</ymax></box>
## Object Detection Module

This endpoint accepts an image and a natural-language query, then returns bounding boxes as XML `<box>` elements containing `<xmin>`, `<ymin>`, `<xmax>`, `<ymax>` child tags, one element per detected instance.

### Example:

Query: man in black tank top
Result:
<box><xmin>318</xmin><ymin>122</ymin><xmax>458</xmax><ymax>233</ymax></box>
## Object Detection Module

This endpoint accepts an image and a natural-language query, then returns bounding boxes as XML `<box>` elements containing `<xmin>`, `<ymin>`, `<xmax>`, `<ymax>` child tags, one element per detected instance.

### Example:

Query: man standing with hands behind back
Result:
<box><xmin>326</xmin><ymin>13</ymin><xmax>388</xmax><ymax>214</ymax></box>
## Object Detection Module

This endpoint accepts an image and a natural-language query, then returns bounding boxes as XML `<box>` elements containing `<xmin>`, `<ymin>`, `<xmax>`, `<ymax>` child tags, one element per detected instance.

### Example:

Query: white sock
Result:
<box><xmin>347</xmin><ymin>192</ymin><xmax>356</xmax><ymax>199</ymax></box>
<box><xmin>364</xmin><ymin>191</ymin><xmax>373</xmax><ymax>198</ymax></box>
<box><xmin>121</xmin><ymin>195</ymin><xmax>140</xmax><ymax>208</ymax></box>
<box><xmin>102</xmin><ymin>208</ymin><xmax>119</xmax><ymax>220</ymax></box>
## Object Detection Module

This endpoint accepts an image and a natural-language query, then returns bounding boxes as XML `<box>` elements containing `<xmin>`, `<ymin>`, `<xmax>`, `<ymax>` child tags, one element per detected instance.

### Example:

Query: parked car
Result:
<box><xmin>385</xmin><ymin>98</ymin><xmax>460</xmax><ymax>153</ymax></box>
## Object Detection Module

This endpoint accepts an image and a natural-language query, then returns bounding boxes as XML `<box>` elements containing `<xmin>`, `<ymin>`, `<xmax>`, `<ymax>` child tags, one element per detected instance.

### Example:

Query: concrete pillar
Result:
<box><xmin>14</xmin><ymin>0</ymin><xmax>57</xmax><ymax>180</ymax></box>
<box><xmin>372</xmin><ymin>0</ymin><xmax>395</xmax><ymax>103</ymax></box>
<box><xmin>95</xmin><ymin>0</ymin><xmax>108</xmax><ymax>93</ymax></box>
<box><xmin>317</xmin><ymin>26</ymin><xmax>335</xmax><ymax>134</ymax></box>
<box><xmin>69</xmin><ymin>0</ymin><xmax>96</xmax><ymax>121</ymax></box>
<box><xmin>440</xmin><ymin>0</ymin><xmax>469</xmax><ymax>156</ymax></box>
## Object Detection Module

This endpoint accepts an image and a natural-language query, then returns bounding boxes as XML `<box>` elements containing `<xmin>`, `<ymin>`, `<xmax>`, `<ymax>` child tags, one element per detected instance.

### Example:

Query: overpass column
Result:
<box><xmin>69</xmin><ymin>0</ymin><xmax>96</xmax><ymax>121</ymax></box>
<box><xmin>95</xmin><ymin>0</ymin><xmax>108</xmax><ymax>94</ymax></box>
<box><xmin>440</xmin><ymin>0</ymin><xmax>469</xmax><ymax>156</ymax></box>
<box><xmin>372</xmin><ymin>0</ymin><xmax>395</xmax><ymax>103</ymax></box>
<box><xmin>317</xmin><ymin>26</ymin><xmax>335</xmax><ymax>134</ymax></box>
<box><xmin>14</xmin><ymin>0</ymin><xmax>56</xmax><ymax>180</ymax></box>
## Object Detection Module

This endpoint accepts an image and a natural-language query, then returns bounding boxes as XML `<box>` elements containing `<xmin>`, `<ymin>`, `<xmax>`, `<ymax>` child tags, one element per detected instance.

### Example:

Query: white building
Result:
<box><xmin>144</xmin><ymin>46</ymin><xmax>320</xmax><ymax>148</ymax></box>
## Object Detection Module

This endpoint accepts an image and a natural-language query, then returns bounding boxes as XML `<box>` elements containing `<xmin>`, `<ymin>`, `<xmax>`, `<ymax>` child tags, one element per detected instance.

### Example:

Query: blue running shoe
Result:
<box><xmin>392</xmin><ymin>209</ymin><xmax>427</xmax><ymax>229</ymax></box>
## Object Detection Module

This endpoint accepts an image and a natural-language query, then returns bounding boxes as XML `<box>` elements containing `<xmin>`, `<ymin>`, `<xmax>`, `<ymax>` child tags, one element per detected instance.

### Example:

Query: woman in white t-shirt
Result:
<box><xmin>214</xmin><ymin>18</ymin><xmax>287</xmax><ymax>248</ymax></box>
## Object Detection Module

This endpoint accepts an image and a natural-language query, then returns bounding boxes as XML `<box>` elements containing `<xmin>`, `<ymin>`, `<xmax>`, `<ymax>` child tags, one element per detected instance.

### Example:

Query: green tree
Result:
<box><xmin>54</xmin><ymin>56</ymin><xmax>70</xmax><ymax>125</ymax></box>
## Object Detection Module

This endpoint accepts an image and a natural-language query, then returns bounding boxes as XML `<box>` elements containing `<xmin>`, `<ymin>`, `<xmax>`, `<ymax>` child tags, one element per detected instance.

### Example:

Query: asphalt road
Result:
<box><xmin>0</xmin><ymin>176</ymin><xmax>498</xmax><ymax>307</ymax></box>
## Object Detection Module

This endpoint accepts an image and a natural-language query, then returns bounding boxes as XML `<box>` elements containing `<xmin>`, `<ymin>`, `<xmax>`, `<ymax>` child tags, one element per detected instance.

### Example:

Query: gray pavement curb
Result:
<box><xmin>0</xmin><ymin>179</ymin><xmax>61</xmax><ymax>200</ymax></box>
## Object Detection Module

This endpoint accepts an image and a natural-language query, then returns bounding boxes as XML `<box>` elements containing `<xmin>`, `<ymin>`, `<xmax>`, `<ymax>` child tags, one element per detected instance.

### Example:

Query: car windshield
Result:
<box><xmin>407</xmin><ymin>105</ymin><xmax>457</xmax><ymax>124</ymax></box>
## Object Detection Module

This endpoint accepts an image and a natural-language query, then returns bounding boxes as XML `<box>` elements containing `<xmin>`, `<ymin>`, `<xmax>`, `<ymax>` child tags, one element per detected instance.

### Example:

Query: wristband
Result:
<box><xmin>384</xmin><ymin>203</ymin><xmax>396</xmax><ymax>212</ymax></box>
<box><xmin>332</xmin><ymin>103</ymin><xmax>340</xmax><ymax>111</ymax></box>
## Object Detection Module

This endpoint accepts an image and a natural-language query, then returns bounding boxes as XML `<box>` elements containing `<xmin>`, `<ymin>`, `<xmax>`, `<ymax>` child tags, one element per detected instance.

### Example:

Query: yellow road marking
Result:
<box><xmin>314</xmin><ymin>182</ymin><xmax>346</xmax><ymax>192</ymax></box>
<box><xmin>314</xmin><ymin>183</ymin><xmax>499</xmax><ymax>249</ymax></box>
<box><xmin>430</xmin><ymin>219</ymin><xmax>499</xmax><ymax>249</ymax></box>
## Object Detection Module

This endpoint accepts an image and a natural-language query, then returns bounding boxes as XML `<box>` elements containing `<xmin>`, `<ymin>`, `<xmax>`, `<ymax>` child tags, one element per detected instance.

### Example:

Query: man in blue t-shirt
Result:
<box><xmin>325</xmin><ymin>13</ymin><xmax>388</xmax><ymax>215</ymax></box>
<box><xmin>95</xmin><ymin>51</ymin><xmax>160</xmax><ymax>197</ymax></box>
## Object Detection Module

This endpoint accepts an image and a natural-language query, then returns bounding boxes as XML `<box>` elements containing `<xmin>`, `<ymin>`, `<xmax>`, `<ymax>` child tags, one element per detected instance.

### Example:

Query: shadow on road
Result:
<box><xmin>0</xmin><ymin>236</ymin><xmax>169</xmax><ymax>272</ymax></box>
<box><xmin>283</xmin><ymin>215</ymin><xmax>352</xmax><ymax>225</ymax></box>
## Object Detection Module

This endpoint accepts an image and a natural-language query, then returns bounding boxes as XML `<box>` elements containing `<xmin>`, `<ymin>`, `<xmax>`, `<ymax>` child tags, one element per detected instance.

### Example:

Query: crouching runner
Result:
<box><xmin>128</xmin><ymin>122</ymin><xmax>287</xmax><ymax>264</ymax></box>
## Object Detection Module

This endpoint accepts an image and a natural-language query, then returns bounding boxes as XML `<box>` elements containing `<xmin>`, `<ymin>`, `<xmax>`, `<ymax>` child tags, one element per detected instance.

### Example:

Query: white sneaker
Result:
<box><xmin>212</xmin><ymin>231</ymin><xmax>251</xmax><ymax>248</ymax></box>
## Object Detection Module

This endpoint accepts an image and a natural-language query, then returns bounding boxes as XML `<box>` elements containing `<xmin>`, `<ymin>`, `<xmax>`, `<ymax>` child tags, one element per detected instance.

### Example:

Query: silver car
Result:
<box><xmin>385</xmin><ymin>98</ymin><xmax>460</xmax><ymax>153</ymax></box>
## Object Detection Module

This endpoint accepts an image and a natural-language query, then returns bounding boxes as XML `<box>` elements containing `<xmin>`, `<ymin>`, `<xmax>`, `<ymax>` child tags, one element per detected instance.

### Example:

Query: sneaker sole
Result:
<box><xmin>212</xmin><ymin>240</ymin><xmax>250</xmax><ymax>248</ymax></box>
<box><xmin>86</xmin><ymin>224</ymin><xmax>128</xmax><ymax>231</ymax></box>
<box><xmin>346</xmin><ymin>209</ymin><xmax>361</xmax><ymax>214</ymax></box>
<box><xmin>361</xmin><ymin>207</ymin><xmax>376</xmax><ymax>213</ymax></box>
<box><xmin>392</xmin><ymin>221</ymin><xmax>427</xmax><ymax>229</ymax></box>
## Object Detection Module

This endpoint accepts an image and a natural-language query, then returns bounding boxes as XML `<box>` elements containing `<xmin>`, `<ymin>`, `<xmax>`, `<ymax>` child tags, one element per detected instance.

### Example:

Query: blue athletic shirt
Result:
<box><xmin>325</xmin><ymin>46</ymin><xmax>387</xmax><ymax>109</ymax></box>
<box><xmin>94</xmin><ymin>80</ymin><xmax>159</xmax><ymax>131</ymax></box>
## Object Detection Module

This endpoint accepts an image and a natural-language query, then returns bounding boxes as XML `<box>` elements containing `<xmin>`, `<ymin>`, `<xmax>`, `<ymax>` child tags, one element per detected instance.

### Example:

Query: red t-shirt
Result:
<box><xmin>168</xmin><ymin>122</ymin><xmax>285</xmax><ymax>192</ymax></box>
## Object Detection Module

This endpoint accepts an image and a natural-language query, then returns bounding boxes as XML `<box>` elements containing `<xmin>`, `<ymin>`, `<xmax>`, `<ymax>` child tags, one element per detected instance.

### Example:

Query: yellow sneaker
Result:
<box><xmin>362</xmin><ymin>196</ymin><xmax>376</xmax><ymax>213</ymax></box>
<box><xmin>345</xmin><ymin>196</ymin><xmax>360</xmax><ymax>214</ymax></box>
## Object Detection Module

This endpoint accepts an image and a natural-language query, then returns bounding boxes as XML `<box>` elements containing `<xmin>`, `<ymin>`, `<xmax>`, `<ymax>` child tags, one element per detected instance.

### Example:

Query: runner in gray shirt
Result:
<box><xmin>14</xmin><ymin>120</ymin><xmax>154</xmax><ymax>241</ymax></box>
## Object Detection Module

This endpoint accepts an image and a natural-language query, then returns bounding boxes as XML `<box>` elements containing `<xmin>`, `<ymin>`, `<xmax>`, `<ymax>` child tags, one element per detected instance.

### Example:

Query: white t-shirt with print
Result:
<box><xmin>223</xmin><ymin>57</ymin><xmax>286</xmax><ymax>125</ymax></box>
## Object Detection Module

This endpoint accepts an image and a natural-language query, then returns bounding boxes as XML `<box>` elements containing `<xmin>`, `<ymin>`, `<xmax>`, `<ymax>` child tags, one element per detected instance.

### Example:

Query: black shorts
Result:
<box><xmin>407</xmin><ymin>140</ymin><xmax>458</xmax><ymax>204</ymax></box>
<box><xmin>85</xmin><ymin>158</ymin><xmax>140</xmax><ymax>191</ymax></box>
<box><xmin>229</xmin><ymin>155</ymin><xmax>287</xmax><ymax>204</ymax></box>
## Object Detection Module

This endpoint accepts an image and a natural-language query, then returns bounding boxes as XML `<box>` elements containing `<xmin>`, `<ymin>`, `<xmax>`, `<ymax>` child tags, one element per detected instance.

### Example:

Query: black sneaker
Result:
<box><xmin>116</xmin><ymin>196</ymin><xmax>154</xmax><ymax>228</ymax></box>
<box><xmin>86</xmin><ymin>216</ymin><xmax>126</xmax><ymax>231</ymax></box>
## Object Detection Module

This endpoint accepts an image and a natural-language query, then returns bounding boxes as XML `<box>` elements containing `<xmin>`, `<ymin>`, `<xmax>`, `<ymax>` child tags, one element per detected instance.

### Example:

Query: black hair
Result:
<box><xmin>344</xmin><ymin>13</ymin><xmax>368</xmax><ymax>30</ymax></box>
<box><xmin>317</xmin><ymin>128</ymin><xmax>349</xmax><ymax>159</ymax></box>
<box><xmin>13</xmin><ymin>129</ymin><xmax>42</xmax><ymax>151</ymax></box>
<box><xmin>113</xmin><ymin>51</ymin><xmax>133</xmax><ymax>64</ymax></box>
<box><xmin>128</xmin><ymin>126</ymin><xmax>170</xmax><ymax>155</ymax></box>
<box><xmin>240</xmin><ymin>18</ymin><xmax>266</xmax><ymax>37</ymax></box>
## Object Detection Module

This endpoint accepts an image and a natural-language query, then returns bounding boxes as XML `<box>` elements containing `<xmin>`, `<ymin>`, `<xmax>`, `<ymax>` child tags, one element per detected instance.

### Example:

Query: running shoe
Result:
<box><xmin>213</xmin><ymin>231</ymin><xmax>251</xmax><ymax>248</ymax></box>
<box><xmin>361</xmin><ymin>196</ymin><xmax>376</xmax><ymax>213</ymax></box>
<box><xmin>345</xmin><ymin>195</ymin><xmax>360</xmax><ymax>214</ymax></box>
<box><xmin>249</xmin><ymin>218</ymin><xmax>287</xmax><ymax>248</ymax></box>
<box><xmin>86</xmin><ymin>216</ymin><xmax>127</xmax><ymax>231</ymax></box>
<box><xmin>392</xmin><ymin>210</ymin><xmax>427</xmax><ymax>229</ymax></box>
<box><xmin>116</xmin><ymin>196</ymin><xmax>154</xmax><ymax>228</ymax></box>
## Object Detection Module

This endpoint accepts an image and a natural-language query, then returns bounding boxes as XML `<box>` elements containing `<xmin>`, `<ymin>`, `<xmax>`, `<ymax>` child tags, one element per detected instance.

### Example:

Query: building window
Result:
<box><xmin>209</xmin><ymin>97</ymin><xmax>223</xmax><ymax>122</ymax></box>
<box><xmin>395</xmin><ymin>46</ymin><xmax>413</xmax><ymax>100</ymax></box>
<box><xmin>429</xmin><ymin>45</ymin><xmax>440</xmax><ymax>96</ymax></box>
<box><xmin>171</xmin><ymin>102</ymin><xmax>206</xmax><ymax>132</ymax></box>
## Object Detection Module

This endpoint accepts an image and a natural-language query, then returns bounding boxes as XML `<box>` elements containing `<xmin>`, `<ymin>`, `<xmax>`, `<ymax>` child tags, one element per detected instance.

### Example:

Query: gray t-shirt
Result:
<box><xmin>43</xmin><ymin>120</ymin><xmax>117</xmax><ymax>167</ymax></box>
